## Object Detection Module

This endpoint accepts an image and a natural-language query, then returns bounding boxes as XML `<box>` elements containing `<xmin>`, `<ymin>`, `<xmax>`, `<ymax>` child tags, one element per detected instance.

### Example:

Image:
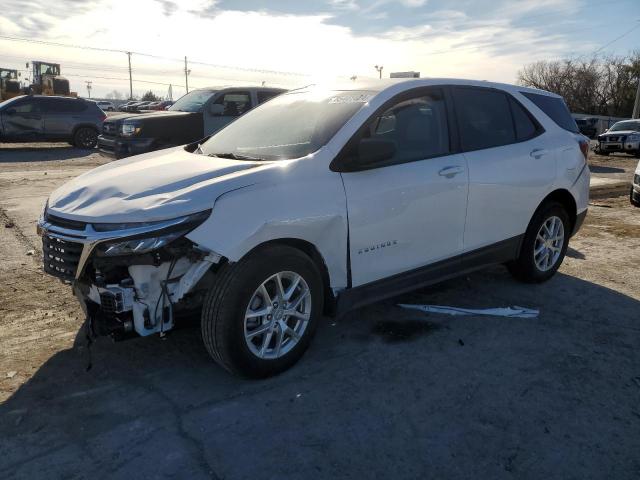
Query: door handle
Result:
<box><xmin>530</xmin><ymin>148</ymin><xmax>549</xmax><ymax>159</ymax></box>
<box><xmin>438</xmin><ymin>166</ymin><xmax>464</xmax><ymax>178</ymax></box>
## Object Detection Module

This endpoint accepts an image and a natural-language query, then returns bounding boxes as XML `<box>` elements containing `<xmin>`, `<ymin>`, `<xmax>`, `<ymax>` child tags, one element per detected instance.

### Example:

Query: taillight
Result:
<box><xmin>579</xmin><ymin>139</ymin><xmax>589</xmax><ymax>160</ymax></box>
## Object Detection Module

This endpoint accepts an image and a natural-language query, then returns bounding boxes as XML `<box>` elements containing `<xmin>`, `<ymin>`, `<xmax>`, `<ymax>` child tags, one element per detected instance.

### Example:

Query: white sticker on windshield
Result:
<box><xmin>328</xmin><ymin>94</ymin><xmax>373</xmax><ymax>104</ymax></box>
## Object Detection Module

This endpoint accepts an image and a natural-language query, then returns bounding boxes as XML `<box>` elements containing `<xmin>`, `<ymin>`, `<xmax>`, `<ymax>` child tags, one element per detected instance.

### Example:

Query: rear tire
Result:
<box><xmin>508</xmin><ymin>202</ymin><xmax>570</xmax><ymax>283</ymax></box>
<box><xmin>201</xmin><ymin>245</ymin><xmax>323</xmax><ymax>378</ymax></box>
<box><xmin>73</xmin><ymin>127</ymin><xmax>98</xmax><ymax>149</ymax></box>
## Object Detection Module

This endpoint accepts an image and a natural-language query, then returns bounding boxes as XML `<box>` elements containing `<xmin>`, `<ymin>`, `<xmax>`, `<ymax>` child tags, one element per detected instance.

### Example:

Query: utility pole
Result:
<box><xmin>184</xmin><ymin>56</ymin><xmax>190</xmax><ymax>94</ymax></box>
<box><xmin>85</xmin><ymin>80</ymin><xmax>92</xmax><ymax>98</ymax></box>
<box><xmin>374</xmin><ymin>65</ymin><xmax>384</xmax><ymax>79</ymax></box>
<box><xmin>633</xmin><ymin>76</ymin><xmax>640</xmax><ymax>119</ymax></box>
<box><xmin>168</xmin><ymin>84</ymin><xmax>173</xmax><ymax>101</ymax></box>
<box><xmin>127</xmin><ymin>51</ymin><xmax>133</xmax><ymax>100</ymax></box>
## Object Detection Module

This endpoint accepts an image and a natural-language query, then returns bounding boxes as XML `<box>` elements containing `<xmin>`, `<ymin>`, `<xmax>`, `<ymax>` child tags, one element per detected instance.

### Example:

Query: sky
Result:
<box><xmin>0</xmin><ymin>0</ymin><xmax>638</xmax><ymax>99</ymax></box>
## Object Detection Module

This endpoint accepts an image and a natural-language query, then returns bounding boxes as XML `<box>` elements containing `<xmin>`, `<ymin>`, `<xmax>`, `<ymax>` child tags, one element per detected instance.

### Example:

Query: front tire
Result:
<box><xmin>508</xmin><ymin>202</ymin><xmax>570</xmax><ymax>283</ymax></box>
<box><xmin>201</xmin><ymin>245</ymin><xmax>323</xmax><ymax>378</ymax></box>
<box><xmin>73</xmin><ymin>127</ymin><xmax>98</xmax><ymax>149</ymax></box>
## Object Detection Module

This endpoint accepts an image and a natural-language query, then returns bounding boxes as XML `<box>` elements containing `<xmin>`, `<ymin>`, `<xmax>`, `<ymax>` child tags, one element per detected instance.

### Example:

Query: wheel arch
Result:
<box><xmin>241</xmin><ymin>238</ymin><xmax>337</xmax><ymax>316</ymax></box>
<box><xmin>539</xmin><ymin>189</ymin><xmax>577</xmax><ymax>232</ymax></box>
<box><xmin>71</xmin><ymin>123</ymin><xmax>99</xmax><ymax>139</ymax></box>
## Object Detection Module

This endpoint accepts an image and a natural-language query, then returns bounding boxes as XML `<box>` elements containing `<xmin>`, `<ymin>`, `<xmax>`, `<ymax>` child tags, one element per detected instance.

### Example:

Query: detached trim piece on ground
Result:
<box><xmin>398</xmin><ymin>304</ymin><xmax>540</xmax><ymax>318</ymax></box>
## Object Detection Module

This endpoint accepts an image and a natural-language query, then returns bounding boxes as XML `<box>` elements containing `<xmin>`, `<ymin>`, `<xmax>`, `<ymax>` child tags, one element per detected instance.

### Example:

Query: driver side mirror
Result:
<box><xmin>209</xmin><ymin>103</ymin><xmax>224</xmax><ymax>116</ymax></box>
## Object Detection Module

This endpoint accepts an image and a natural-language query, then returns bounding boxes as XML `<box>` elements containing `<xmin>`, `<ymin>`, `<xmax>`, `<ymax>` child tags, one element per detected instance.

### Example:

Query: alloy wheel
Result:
<box><xmin>244</xmin><ymin>271</ymin><xmax>311</xmax><ymax>360</ymax></box>
<box><xmin>534</xmin><ymin>216</ymin><xmax>565</xmax><ymax>272</ymax></box>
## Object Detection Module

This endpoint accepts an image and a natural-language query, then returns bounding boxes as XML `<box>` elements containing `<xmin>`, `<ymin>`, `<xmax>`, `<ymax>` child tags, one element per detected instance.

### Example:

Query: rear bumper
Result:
<box><xmin>98</xmin><ymin>135</ymin><xmax>155</xmax><ymax>159</ymax></box>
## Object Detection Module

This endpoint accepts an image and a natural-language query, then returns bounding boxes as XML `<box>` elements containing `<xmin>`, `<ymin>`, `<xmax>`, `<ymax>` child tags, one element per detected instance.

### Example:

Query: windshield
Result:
<box><xmin>199</xmin><ymin>88</ymin><xmax>373</xmax><ymax>160</ymax></box>
<box><xmin>169</xmin><ymin>89</ymin><xmax>216</xmax><ymax>113</ymax></box>
<box><xmin>0</xmin><ymin>95</ymin><xmax>24</xmax><ymax>110</ymax></box>
<box><xmin>609</xmin><ymin>121</ymin><xmax>640</xmax><ymax>132</ymax></box>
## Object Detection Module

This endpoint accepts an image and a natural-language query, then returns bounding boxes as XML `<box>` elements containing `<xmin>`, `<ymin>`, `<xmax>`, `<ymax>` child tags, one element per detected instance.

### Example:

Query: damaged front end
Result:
<box><xmin>37</xmin><ymin>208</ymin><xmax>219</xmax><ymax>340</ymax></box>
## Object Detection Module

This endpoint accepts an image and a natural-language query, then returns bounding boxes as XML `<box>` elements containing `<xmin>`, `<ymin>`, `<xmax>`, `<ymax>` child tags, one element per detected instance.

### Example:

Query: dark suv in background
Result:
<box><xmin>99</xmin><ymin>86</ymin><xmax>285</xmax><ymax>159</ymax></box>
<box><xmin>0</xmin><ymin>95</ymin><xmax>105</xmax><ymax>148</ymax></box>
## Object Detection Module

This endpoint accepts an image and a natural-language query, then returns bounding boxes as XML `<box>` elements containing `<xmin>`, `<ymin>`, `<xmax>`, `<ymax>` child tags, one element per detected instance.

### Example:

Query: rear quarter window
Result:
<box><xmin>522</xmin><ymin>92</ymin><xmax>578</xmax><ymax>133</ymax></box>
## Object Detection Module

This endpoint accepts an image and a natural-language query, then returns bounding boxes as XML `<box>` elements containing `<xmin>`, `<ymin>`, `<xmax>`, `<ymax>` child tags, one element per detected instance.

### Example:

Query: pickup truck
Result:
<box><xmin>98</xmin><ymin>86</ymin><xmax>285</xmax><ymax>159</ymax></box>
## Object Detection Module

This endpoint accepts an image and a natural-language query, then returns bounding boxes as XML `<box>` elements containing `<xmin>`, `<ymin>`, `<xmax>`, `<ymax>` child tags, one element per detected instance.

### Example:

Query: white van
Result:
<box><xmin>38</xmin><ymin>79</ymin><xmax>590</xmax><ymax>377</ymax></box>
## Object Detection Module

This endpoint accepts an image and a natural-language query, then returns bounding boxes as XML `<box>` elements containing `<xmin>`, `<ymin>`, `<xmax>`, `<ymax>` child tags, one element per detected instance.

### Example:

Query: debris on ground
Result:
<box><xmin>6</xmin><ymin>371</ymin><xmax>17</xmax><ymax>378</ymax></box>
<box><xmin>4</xmin><ymin>221</ymin><xmax>14</xmax><ymax>228</ymax></box>
<box><xmin>25</xmin><ymin>249</ymin><xmax>35</xmax><ymax>256</ymax></box>
<box><xmin>398</xmin><ymin>304</ymin><xmax>539</xmax><ymax>318</ymax></box>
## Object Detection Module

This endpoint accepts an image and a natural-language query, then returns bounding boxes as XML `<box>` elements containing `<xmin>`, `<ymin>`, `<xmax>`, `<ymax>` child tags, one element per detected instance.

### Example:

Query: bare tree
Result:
<box><xmin>517</xmin><ymin>52</ymin><xmax>640</xmax><ymax>117</ymax></box>
<box><xmin>105</xmin><ymin>89</ymin><xmax>123</xmax><ymax>100</ymax></box>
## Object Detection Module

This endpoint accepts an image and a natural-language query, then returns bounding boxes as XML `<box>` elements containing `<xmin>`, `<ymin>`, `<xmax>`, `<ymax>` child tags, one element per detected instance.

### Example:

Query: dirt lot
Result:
<box><xmin>1</xmin><ymin>144</ymin><xmax>639</xmax><ymax>479</ymax></box>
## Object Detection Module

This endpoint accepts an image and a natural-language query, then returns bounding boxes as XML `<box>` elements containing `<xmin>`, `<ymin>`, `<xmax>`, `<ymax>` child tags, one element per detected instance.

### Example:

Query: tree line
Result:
<box><xmin>517</xmin><ymin>51</ymin><xmax>640</xmax><ymax>117</ymax></box>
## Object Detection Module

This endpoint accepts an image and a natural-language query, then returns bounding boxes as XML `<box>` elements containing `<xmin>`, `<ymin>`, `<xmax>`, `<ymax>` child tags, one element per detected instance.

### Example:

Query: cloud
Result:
<box><xmin>155</xmin><ymin>0</ymin><xmax>178</xmax><ymax>16</ymax></box>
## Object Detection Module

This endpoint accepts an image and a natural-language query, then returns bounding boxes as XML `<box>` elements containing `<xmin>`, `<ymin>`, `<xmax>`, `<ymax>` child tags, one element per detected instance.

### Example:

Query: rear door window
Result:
<box><xmin>521</xmin><ymin>92</ymin><xmax>578</xmax><ymax>133</ymax></box>
<box><xmin>509</xmin><ymin>97</ymin><xmax>539</xmax><ymax>141</ymax></box>
<box><xmin>452</xmin><ymin>87</ymin><xmax>516</xmax><ymax>151</ymax></box>
<box><xmin>43</xmin><ymin>99</ymin><xmax>87</xmax><ymax>113</ymax></box>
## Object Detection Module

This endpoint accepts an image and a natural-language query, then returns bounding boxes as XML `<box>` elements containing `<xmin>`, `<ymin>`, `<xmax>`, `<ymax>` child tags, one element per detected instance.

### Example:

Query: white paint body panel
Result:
<box><xmin>341</xmin><ymin>153</ymin><xmax>468</xmax><ymax>286</ymax></box>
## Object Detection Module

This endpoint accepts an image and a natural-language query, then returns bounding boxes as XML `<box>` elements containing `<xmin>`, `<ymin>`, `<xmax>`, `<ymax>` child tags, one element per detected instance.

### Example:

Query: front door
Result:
<box><xmin>340</xmin><ymin>88</ymin><xmax>469</xmax><ymax>287</ymax></box>
<box><xmin>2</xmin><ymin>98</ymin><xmax>44</xmax><ymax>140</ymax></box>
<box><xmin>204</xmin><ymin>90</ymin><xmax>253</xmax><ymax>135</ymax></box>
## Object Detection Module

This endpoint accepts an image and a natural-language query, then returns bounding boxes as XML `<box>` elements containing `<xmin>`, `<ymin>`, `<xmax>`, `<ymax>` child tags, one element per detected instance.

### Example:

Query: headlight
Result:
<box><xmin>94</xmin><ymin>210</ymin><xmax>210</xmax><ymax>257</ymax></box>
<box><xmin>120</xmin><ymin>123</ymin><xmax>141</xmax><ymax>137</ymax></box>
<box><xmin>97</xmin><ymin>230</ymin><xmax>187</xmax><ymax>256</ymax></box>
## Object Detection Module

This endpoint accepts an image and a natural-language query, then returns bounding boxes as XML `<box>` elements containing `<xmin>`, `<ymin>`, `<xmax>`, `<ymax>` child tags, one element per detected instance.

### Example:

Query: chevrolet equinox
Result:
<box><xmin>38</xmin><ymin>79</ymin><xmax>590</xmax><ymax>377</ymax></box>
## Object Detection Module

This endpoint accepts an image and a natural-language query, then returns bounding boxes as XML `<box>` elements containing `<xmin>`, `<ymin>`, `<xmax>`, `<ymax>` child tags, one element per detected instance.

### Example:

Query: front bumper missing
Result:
<box><xmin>38</xmin><ymin>213</ymin><xmax>220</xmax><ymax>338</ymax></box>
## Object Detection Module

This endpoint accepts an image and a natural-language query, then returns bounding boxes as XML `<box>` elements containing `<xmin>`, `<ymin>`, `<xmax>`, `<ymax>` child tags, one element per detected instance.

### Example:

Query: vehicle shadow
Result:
<box><xmin>1</xmin><ymin>267</ymin><xmax>639</xmax><ymax>479</ymax></box>
<box><xmin>0</xmin><ymin>145</ymin><xmax>96</xmax><ymax>163</ymax></box>
<box><xmin>589</xmin><ymin>165</ymin><xmax>626</xmax><ymax>174</ymax></box>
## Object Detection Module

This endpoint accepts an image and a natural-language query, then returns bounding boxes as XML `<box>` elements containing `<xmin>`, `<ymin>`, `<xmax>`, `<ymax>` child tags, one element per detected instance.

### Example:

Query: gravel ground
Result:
<box><xmin>0</xmin><ymin>144</ymin><xmax>639</xmax><ymax>480</ymax></box>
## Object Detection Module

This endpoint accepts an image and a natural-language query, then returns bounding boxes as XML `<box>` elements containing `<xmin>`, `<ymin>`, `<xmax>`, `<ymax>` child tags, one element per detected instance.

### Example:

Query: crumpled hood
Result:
<box><xmin>48</xmin><ymin>147</ymin><xmax>263</xmax><ymax>223</ymax></box>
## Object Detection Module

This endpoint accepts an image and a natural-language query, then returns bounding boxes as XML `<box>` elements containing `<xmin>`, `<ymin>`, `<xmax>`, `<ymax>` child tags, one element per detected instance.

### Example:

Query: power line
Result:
<box><xmin>0</xmin><ymin>34</ymin><xmax>309</xmax><ymax>77</ymax></box>
<box><xmin>593</xmin><ymin>21</ymin><xmax>640</xmax><ymax>54</ymax></box>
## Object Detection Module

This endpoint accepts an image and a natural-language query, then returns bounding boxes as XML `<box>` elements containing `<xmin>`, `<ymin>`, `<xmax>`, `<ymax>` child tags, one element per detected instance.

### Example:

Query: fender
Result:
<box><xmin>186</xmin><ymin>157</ymin><xmax>350</xmax><ymax>290</ymax></box>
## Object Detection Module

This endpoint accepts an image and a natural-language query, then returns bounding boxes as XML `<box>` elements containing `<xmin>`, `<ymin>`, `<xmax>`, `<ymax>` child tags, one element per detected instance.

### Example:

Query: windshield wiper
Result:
<box><xmin>208</xmin><ymin>152</ymin><xmax>263</xmax><ymax>161</ymax></box>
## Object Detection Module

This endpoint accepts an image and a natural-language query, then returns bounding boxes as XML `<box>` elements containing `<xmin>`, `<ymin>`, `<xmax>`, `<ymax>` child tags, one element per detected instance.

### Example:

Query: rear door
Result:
<box><xmin>451</xmin><ymin>86</ymin><xmax>553</xmax><ymax>252</ymax></box>
<box><xmin>204</xmin><ymin>90</ymin><xmax>253</xmax><ymax>135</ymax></box>
<box><xmin>340</xmin><ymin>87</ymin><xmax>469</xmax><ymax>286</ymax></box>
<box><xmin>1</xmin><ymin>98</ymin><xmax>44</xmax><ymax>140</ymax></box>
<box><xmin>42</xmin><ymin>98</ymin><xmax>89</xmax><ymax>139</ymax></box>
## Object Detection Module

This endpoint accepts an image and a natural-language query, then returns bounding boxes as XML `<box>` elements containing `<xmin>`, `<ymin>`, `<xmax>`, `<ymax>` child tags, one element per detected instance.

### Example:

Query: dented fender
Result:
<box><xmin>186</xmin><ymin>159</ymin><xmax>349</xmax><ymax>289</ymax></box>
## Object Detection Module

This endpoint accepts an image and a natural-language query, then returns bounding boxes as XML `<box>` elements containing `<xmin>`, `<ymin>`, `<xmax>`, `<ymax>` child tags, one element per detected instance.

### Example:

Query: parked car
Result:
<box><xmin>631</xmin><ymin>160</ymin><xmax>640</xmax><ymax>207</ymax></box>
<box><xmin>38</xmin><ymin>79</ymin><xmax>589</xmax><ymax>377</ymax></box>
<box><xmin>597</xmin><ymin>119</ymin><xmax>640</xmax><ymax>157</ymax></box>
<box><xmin>119</xmin><ymin>101</ymin><xmax>138</xmax><ymax>112</ymax></box>
<box><xmin>98</xmin><ymin>86</ymin><xmax>285</xmax><ymax>159</ymax></box>
<box><xmin>148</xmin><ymin>100</ymin><xmax>173</xmax><ymax>110</ymax></box>
<box><xmin>575</xmin><ymin>117</ymin><xmax>598</xmax><ymax>138</ymax></box>
<box><xmin>0</xmin><ymin>95</ymin><xmax>105</xmax><ymax>148</ymax></box>
<box><xmin>94</xmin><ymin>100</ymin><xmax>116</xmax><ymax>112</ymax></box>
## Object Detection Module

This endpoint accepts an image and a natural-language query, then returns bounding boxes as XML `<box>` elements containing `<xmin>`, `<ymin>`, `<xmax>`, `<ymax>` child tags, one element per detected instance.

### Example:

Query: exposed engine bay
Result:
<box><xmin>38</xmin><ymin>209</ymin><xmax>220</xmax><ymax>340</ymax></box>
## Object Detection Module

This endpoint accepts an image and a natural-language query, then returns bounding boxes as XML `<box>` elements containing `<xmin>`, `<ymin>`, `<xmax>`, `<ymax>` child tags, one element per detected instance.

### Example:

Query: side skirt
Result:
<box><xmin>334</xmin><ymin>235</ymin><xmax>523</xmax><ymax>317</ymax></box>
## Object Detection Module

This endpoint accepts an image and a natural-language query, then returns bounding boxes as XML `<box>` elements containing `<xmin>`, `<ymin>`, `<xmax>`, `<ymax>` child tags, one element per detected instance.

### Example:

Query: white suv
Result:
<box><xmin>37</xmin><ymin>79</ymin><xmax>590</xmax><ymax>377</ymax></box>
